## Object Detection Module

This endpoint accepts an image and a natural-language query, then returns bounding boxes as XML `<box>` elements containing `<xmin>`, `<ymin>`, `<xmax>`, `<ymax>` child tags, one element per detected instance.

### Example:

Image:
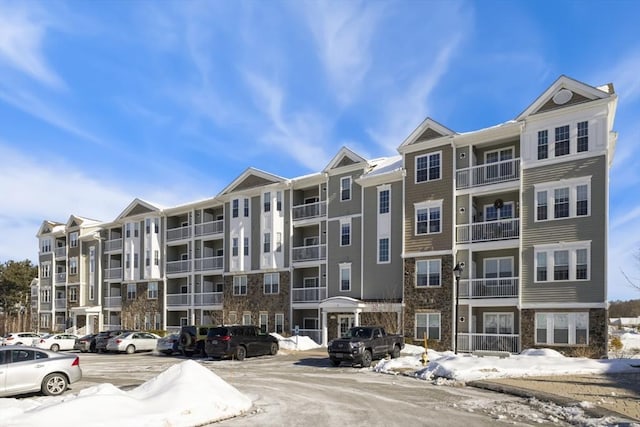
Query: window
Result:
<box><xmin>276</xmin><ymin>191</ymin><xmax>282</xmax><ymax>211</ymax></box>
<box><xmin>485</xmin><ymin>202</ymin><xmax>513</xmax><ymax>221</ymax></box>
<box><xmin>232</xmin><ymin>238</ymin><xmax>239</xmax><ymax>257</ymax></box>
<box><xmin>340</xmin><ymin>221</ymin><xmax>351</xmax><ymax>246</ymax></box>
<box><xmin>69</xmin><ymin>257</ymin><xmax>78</xmax><ymax>275</ymax></box>
<box><xmin>378</xmin><ymin>238</ymin><xmax>389</xmax><ymax>263</ymax></box>
<box><xmin>228</xmin><ymin>312</ymin><xmax>237</xmax><ymax>324</ymax></box>
<box><xmin>535</xmin><ymin>178</ymin><xmax>591</xmax><ymax>221</ymax></box>
<box><xmin>276</xmin><ymin>232</ymin><xmax>282</xmax><ymax>252</ymax></box>
<box><xmin>379</xmin><ymin>188</ymin><xmax>389</xmax><ymax>214</ymax></box>
<box><xmin>125</xmin><ymin>223</ymin><xmax>131</xmax><ymax>238</ymax></box>
<box><xmin>134</xmin><ymin>253</ymin><xmax>139</xmax><ymax>269</ymax></box>
<box><xmin>41</xmin><ymin>239</ymin><xmax>52</xmax><ymax>253</ymax></box>
<box><xmin>577</xmin><ymin>121</ymin><xmax>588</xmax><ymax>152</ymax></box>
<box><xmin>259</xmin><ymin>313</ymin><xmax>269</xmax><ymax>333</ymax></box>
<box><xmin>264</xmin><ymin>192</ymin><xmax>271</xmax><ymax>212</ymax></box>
<box><xmin>69</xmin><ymin>287</ymin><xmax>78</xmax><ymax>302</ymax></box>
<box><xmin>146</xmin><ymin>250</ymin><xmax>150</xmax><ymax>267</ymax></box>
<box><xmin>244</xmin><ymin>237</ymin><xmax>249</xmax><ymax>256</ymax></box>
<box><xmin>537</xmin><ymin>130</ymin><xmax>548</xmax><ymax>160</ymax></box>
<box><xmin>264</xmin><ymin>273</ymin><xmax>279</xmax><ymax>294</ymax></box>
<box><xmin>154</xmin><ymin>218</ymin><xmax>159</xmax><ymax>233</ymax></box>
<box><xmin>126</xmin><ymin>253</ymin><xmax>131</xmax><ymax>269</ymax></box>
<box><xmin>415</xmin><ymin>152</ymin><xmax>441</xmax><ymax>183</ymax></box>
<box><xmin>264</xmin><ymin>233</ymin><xmax>271</xmax><ymax>253</ymax></box>
<box><xmin>154</xmin><ymin>250</ymin><xmax>159</xmax><ymax>266</ymax></box>
<box><xmin>555</xmin><ymin>125</ymin><xmax>570</xmax><ymax>157</ymax></box>
<box><xmin>340</xmin><ymin>177</ymin><xmax>351</xmax><ymax>201</ymax></box>
<box><xmin>485</xmin><ymin>148</ymin><xmax>513</xmax><ymax>180</ymax></box>
<box><xmin>70</xmin><ymin>232</ymin><xmax>79</xmax><ymax>248</ymax></box>
<box><xmin>484</xmin><ymin>313</ymin><xmax>514</xmax><ymax>334</ymax></box>
<box><xmin>415</xmin><ymin>313</ymin><xmax>440</xmax><ymax>340</ymax></box>
<box><xmin>275</xmin><ymin>313</ymin><xmax>284</xmax><ymax>334</ymax></box>
<box><xmin>535</xmin><ymin>242</ymin><xmax>590</xmax><ymax>282</ymax></box>
<box><xmin>232</xmin><ymin>199</ymin><xmax>239</xmax><ymax>218</ymax></box>
<box><xmin>244</xmin><ymin>199</ymin><xmax>249</xmax><ymax>217</ymax></box>
<box><xmin>416</xmin><ymin>259</ymin><xmax>441</xmax><ymax>287</ymax></box>
<box><xmin>40</xmin><ymin>314</ymin><xmax>50</xmax><ymax>328</ymax></box>
<box><xmin>339</xmin><ymin>264</ymin><xmax>351</xmax><ymax>292</ymax></box>
<box><xmin>148</xmin><ymin>282</ymin><xmax>158</xmax><ymax>299</ymax></box>
<box><xmin>415</xmin><ymin>201</ymin><xmax>442</xmax><ymax>235</ymax></box>
<box><xmin>233</xmin><ymin>276</ymin><xmax>247</xmax><ymax>295</ymax></box>
<box><xmin>127</xmin><ymin>283</ymin><xmax>136</xmax><ymax>300</ymax></box>
<box><xmin>41</xmin><ymin>263</ymin><xmax>51</xmax><ymax>278</ymax></box>
<box><xmin>134</xmin><ymin>223</ymin><xmax>139</xmax><ymax>238</ymax></box>
<box><xmin>536</xmin><ymin>312</ymin><xmax>588</xmax><ymax>345</ymax></box>
<box><xmin>145</xmin><ymin>218</ymin><xmax>151</xmax><ymax>234</ymax></box>
<box><xmin>242</xmin><ymin>312</ymin><xmax>252</xmax><ymax>325</ymax></box>
<box><xmin>41</xmin><ymin>288</ymin><xmax>51</xmax><ymax>303</ymax></box>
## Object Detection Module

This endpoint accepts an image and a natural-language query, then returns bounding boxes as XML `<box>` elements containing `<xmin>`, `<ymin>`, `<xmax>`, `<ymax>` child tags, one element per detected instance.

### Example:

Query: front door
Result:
<box><xmin>337</xmin><ymin>315</ymin><xmax>354</xmax><ymax>338</ymax></box>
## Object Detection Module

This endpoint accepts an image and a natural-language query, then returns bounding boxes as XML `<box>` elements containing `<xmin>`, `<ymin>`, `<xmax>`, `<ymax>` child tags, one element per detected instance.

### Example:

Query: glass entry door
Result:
<box><xmin>338</xmin><ymin>315</ymin><xmax>354</xmax><ymax>337</ymax></box>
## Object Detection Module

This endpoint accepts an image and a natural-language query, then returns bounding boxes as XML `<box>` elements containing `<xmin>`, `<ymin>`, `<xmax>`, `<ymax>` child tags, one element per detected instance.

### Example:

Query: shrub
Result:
<box><xmin>610</xmin><ymin>335</ymin><xmax>623</xmax><ymax>352</ymax></box>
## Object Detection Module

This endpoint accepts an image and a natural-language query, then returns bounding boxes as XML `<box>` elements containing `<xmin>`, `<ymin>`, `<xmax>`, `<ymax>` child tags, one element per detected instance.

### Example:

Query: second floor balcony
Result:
<box><xmin>167</xmin><ymin>225</ymin><xmax>191</xmax><ymax>242</ymax></box>
<box><xmin>194</xmin><ymin>220</ymin><xmax>224</xmax><ymax>237</ymax></box>
<box><xmin>194</xmin><ymin>256</ymin><xmax>223</xmax><ymax>272</ymax></box>
<box><xmin>105</xmin><ymin>239</ymin><xmax>123</xmax><ymax>252</ymax></box>
<box><xmin>167</xmin><ymin>260</ymin><xmax>191</xmax><ymax>274</ymax></box>
<box><xmin>292</xmin><ymin>201</ymin><xmax>327</xmax><ymax>222</ymax></box>
<box><xmin>104</xmin><ymin>296</ymin><xmax>122</xmax><ymax>309</ymax></box>
<box><xmin>105</xmin><ymin>267</ymin><xmax>122</xmax><ymax>280</ymax></box>
<box><xmin>55</xmin><ymin>272</ymin><xmax>66</xmax><ymax>284</ymax></box>
<box><xmin>456</xmin><ymin>218</ymin><xmax>519</xmax><ymax>244</ymax></box>
<box><xmin>54</xmin><ymin>298</ymin><xmax>66</xmax><ymax>309</ymax></box>
<box><xmin>292</xmin><ymin>244</ymin><xmax>326</xmax><ymax>263</ymax></box>
<box><xmin>54</xmin><ymin>247</ymin><xmax>66</xmax><ymax>258</ymax></box>
<box><xmin>456</xmin><ymin>158</ymin><xmax>520</xmax><ymax>189</ymax></box>
<box><xmin>292</xmin><ymin>286</ymin><xmax>327</xmax><ymax>303</ymax></box>
<box><xmin>459</xmin><ymin>277</ymin><xmax>519</xmax><ymax>299</ymax></box>
<box><xmin>194</xmin><ymin>292</ymin><xmax>223</xmax><ymax>306</ymax></box>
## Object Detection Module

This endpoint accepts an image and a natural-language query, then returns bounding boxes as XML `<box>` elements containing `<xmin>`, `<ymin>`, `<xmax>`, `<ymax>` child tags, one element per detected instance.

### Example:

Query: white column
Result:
<box><xmin>354</xmin><ymin>309</ymin><xmax>361</xmax><ymax>326</ymax></box>
<box><xmin>321</xmin><ymin>310</ymin><xmax>328</xmax><ymax>347</ymax></box>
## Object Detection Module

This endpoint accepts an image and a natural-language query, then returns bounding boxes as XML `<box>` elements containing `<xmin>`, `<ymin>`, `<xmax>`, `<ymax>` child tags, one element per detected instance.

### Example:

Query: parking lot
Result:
<box><xmin>69</xmin><ymin>349</ymin><xmax>567</xmax><ymax>426</ymax></box>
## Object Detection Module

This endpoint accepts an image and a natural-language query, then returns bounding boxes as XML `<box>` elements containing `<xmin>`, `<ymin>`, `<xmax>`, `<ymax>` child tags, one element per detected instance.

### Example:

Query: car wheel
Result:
<box><xmin>126</xmin><ymin>345</ymin><xmax>136</xmax><ymax>354</ymax></box>
<box><xmin>391</xmin><ymin>345</ymin><xmax>401</xmax><ymax>359</ymax></box>
<box><xmin>50</xmin><ymin>344</ymin><xmax>60</xmax><ymax>352</ymax></box>
<box><xmin>361</xmin><ymin>349</ymin><xmax>372</xmax><ymax>368</ymax></box>
<box><xmin>41</xmin><ymin>373</ymin><xmax>68</xmax><ymax>396</ymax></box>
<box><xmin>330</xmin><ymin>358</ymin><xmax>341</xmax><ymax>367</ymax></box>
<box><xmin>235</xmin><ymin>346</ymin><xmax>246</xmax><ymax>361</ymax></box>
<box><xmin>269</xmin><ymin>342</ymin><xmax>278</xmax><ymax>356</ymax></box>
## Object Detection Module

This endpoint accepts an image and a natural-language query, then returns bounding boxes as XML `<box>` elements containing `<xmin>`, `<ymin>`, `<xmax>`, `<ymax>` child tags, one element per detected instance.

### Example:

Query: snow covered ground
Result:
<box><xmin>1</xmin><ymin>330</ymin><xmax>639</xmax><ymax>426</ymax></box>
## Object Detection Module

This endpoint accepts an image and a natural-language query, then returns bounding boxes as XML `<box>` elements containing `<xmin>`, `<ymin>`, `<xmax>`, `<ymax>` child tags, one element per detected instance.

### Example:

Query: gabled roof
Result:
<box><xmin>217</xmin><ymin>167</ymin><xmax>287</xmax><ymax>197</ymax></box>
<box><xmin>322</xmin><ymin>146</ymin><xmax>368</xmax><ymax>173</ymax></box>
<box><xmin>36</xmin><ymin>220</ymin><xmax>65</xmax><ymax>237</ymax></box>
<box><xmin>66</xmin><ymin>215</ymin><xmax>101</xmax><ymax>229</ymax></box>
<box><xmin>516</xmin><ymin>75</ymin><xmax>614</xmax><ymax>120</ymax></box>
<box><xmin>116</xmin><ymin>198</ymin><xmax>162</xmax><ymax>221</ymax></box>
<box><xmin>398</xmin><ymin>117</ymin><xmax>456</xmax><ymax>150</ymax></box>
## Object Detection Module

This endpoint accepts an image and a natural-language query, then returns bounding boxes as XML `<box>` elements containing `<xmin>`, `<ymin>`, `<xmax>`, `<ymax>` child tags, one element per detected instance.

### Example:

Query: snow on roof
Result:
<box><xmin>362</xmin><ymin>155</ymin><xmax>403</xmax><ymax>178</ymax></box>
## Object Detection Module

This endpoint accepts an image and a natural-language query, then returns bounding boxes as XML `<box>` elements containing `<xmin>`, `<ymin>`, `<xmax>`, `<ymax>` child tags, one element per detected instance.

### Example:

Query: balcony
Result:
<box><xmin>456</xmin><ymin>333</ymin><xmax>520</xmax><ymax>353</ymax></box>
<box><xmin>195</xmin><ymin>220</ymin><xmax>223</xmax><ymax>237</ymax></box>
<box><xmin>105</xmin><ymin>267</ymin><xmax>122</xmax><ymax>280</ymax></box>
<box><xmin>167</xmin><ymin>260</ymin><xmax>191</xmax><ymax>274</ymax></box>
<box><xmin>456</xmin><ymin>218</ymin><xmax>519</xmax><ymax>243</ymax></box>
<box><xmin>292</xmin><ymin>244</ymin><xmax>326</xmax><ymax>262</ymax></box>
<box><xmin>55</xmin><ymin>272</ymin><xmax>66</xmax><ymax>284</ymax></box>
<box><xmin>194</xmin><ymin>256</ymin><xmax>223</xmax><ymax>272</ymax></box>
<box><xmin>105</xmin><ymin>239</ymin><xmax>123</xmax><ymax>252</ymax></box>
<box><xmin>459</xmin><ymin>278</ymin><xmax>518</xmax><ymax>298</ymax></box>
<box><xmin>104</xmin><ymin>296</ymin><xmax>122</xmax><ymax>309</ymax></box>
<box><xmin>54</xmin><ymin>298</ymin><xmax>66</xmax><ymax>309</ymax></box>
<box><xmin>54</xmin><ymin>247</ymin><xmax>66</xmax><ymax>258</ymax></box>
<box><xmin>292</xmin><ymin>201</ymin><xmax>327</xmax><ymax>221</ymax></box>
<box><xmin>456</xmin><ymin>158</ymin><xmax>520</xmax><ymax>189</ymax></box>
<box><xmin>167</xmin><ymin>225</ymin><xmax>191</xmax><ymax>242</ymax></box>
<box><xmin>194</xmin><ymin>292</ymin><xmax>223</xmax><ymax>306</ymax></box>
<box><xmin>167</xmin><ymin>293</ymin><xmax>189</xmax><ymax>306</ymax></box>
<box><xmin>292</xmin><ymin>286</ymin><xmax>327</xmax><ymax>303</ymax></box>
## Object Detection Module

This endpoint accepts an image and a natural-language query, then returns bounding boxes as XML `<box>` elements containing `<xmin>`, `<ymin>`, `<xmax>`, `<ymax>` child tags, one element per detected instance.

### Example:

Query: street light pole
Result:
<box><xmin>453</xmin><ymin>262</ymin><xmax>463</xmax><ymax>354</ymax></box>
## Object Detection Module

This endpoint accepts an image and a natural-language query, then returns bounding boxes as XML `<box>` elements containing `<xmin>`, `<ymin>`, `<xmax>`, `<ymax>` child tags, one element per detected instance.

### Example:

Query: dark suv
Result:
<box><xmin>205</xmin><ymin>325</ymin><xmax>278</xmax><ymax>361</ymax></box>
<box><xmin>94</xmin><ymin>329</ymin><xmax>135</xmax><ymax>353</ymax></box>
<box><xmin>178</xmin><ymin>325</ymin><xmax>216</xmax><ymax>357</ymax></box>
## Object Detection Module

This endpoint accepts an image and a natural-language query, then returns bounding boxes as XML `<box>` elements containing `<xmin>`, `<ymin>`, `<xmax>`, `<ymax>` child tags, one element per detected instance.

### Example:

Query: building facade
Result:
<box><xmin>32</xmin><ymin>76</ymin><xmax>617</xmax><ymax>356</ymax></box>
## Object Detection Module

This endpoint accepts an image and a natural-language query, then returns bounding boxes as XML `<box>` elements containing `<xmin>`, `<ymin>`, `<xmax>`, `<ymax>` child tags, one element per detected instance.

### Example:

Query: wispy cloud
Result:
<box><xmin>0</xmin><ymin>3</ymin><xmax>64</xmax><ymax>89</ymax></box>
<box><xmin>608</xmin><ymin>49</ymin><xmax>640</xmax><ymax>106</ymax></box>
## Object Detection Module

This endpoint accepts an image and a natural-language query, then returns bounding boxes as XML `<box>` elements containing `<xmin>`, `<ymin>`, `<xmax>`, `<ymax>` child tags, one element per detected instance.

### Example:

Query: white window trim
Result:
<box><xmin>482</xmin><ymin>312</ymin><xmax>514</xmax><ymax>334</ymax></box>
<box><xmin>377</xmin><ymin>237</ymin><xmax>390</xmax><ymax>264</ymax></box>
<box><xmin>534</xmin><ymin>176</ymin><xmax>592</xmax><ymax>222</ymax></box>
<box><xmin>415</xmin><ymin>259</ymin><xmax>442</xmax><ymax>288</ymax></box>
<box><xmin>233</xmin><ymin>275</ymin><xmax>248</xmax><ymax>296</ymax></box>
<box><xmin>340</xmin><ymin>219</ymin><xmax>351</xmax><ymax>247</ymax></box>
<box><xmin>414</xmin><ymin>199</ymin><xmax>443</xmax><ymax>236</ymax></box>
<box><xmin>414</xmin><ymin>151</ymin><xmax>442</xmax><ymax>184</ymax></box>
<box><xmin>415</xmin><ymin>312</ymin><xmax>441</xmax><ymax>340</ymax></box>
<box><xmin>377</xmin><ymin>185</ymin><xmax>391</xmax><ymax>214</ymax></box>
<box><xmin>534</xmin><ymin>120</ymin><xmax>592</xmax><ymax>162</ymax></box>
<box><xmin>483</xmin><ymin>257</ymin><xmax>514</xmax><ymax>278</ymax></box>
<box><xmin>264</xmin><ymin>272</ymin><xmax>279</xmax><ymax>294</ymax></box>
<box><xmin>534</xmin><ymin>241</ymin><xmax>591</xmax><ymax>283</ymax></box>
<box><xmin>483</xmin><ymin>201</ymin><xmax>514</xmax><ymax>220</ymax></box>
<box><xmin>535</xmin><ymin>312</ymin><xmax>589</xmax><ymax>346</ymax></box>
<box><xmin>339</xmin><ymin>263</ymin><xmax>351</xmax><ymax>292</ymax></box>
<box><xmin>484</xmin><ymin>146</ymin><xmax>514</xmax><ymax>163</ymax></box>
<box><xmin>340</xmin><ymin>176</ymin><xmax>352</xmax><ymax>201</ymax></box>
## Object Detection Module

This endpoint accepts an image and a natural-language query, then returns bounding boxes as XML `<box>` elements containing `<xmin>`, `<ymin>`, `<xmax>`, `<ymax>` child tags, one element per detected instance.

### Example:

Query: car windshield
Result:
<box><xmin>346</xmin><ymin>328</ymin><xmax>372</xmax><ymax>339</ymax></box>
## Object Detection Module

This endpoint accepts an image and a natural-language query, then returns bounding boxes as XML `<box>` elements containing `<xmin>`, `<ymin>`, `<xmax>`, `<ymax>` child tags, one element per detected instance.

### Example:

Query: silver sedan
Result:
<box><xmin>0</xmin><ymin>346</ymin><xmax>82</xmax><ymax>397</ymax></box>
<box><xmin>106</xmin><ymin>332</ymin><xmax>159</xmax><ymax>354</ymax></box>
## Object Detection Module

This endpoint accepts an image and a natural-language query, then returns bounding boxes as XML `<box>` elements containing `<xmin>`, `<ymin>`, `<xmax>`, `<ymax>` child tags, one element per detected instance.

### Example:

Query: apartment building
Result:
<box><xmin>33</xmin><ymin>75</ymin><xmax>616</xmax><ymax>356</ymax></box>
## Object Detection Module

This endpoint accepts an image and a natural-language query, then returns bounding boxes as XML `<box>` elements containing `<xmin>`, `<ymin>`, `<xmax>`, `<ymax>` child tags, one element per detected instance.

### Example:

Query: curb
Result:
<box><xmin>468</xmin><ymin>380</ymin><xmax>638</xmax><ymax>423</ymax></box>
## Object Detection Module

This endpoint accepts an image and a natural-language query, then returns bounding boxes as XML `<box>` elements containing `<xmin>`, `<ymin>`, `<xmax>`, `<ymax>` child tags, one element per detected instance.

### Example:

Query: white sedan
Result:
<box><xmin>33</xmin><ymin>334</ymin><xmax>78</xmax><ymax>352</ymax></box>
<box><xmin>106</xmin><ymin>332</ymin><xmax>159</xmax><ymax>354</ymax></box>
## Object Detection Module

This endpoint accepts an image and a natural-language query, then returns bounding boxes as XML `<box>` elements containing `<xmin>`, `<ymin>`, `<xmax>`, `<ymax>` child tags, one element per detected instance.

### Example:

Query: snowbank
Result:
<box><xmin>272</xmin><ymin>333</ymin><xmax>321</xmax><ymax>351</ymax></box>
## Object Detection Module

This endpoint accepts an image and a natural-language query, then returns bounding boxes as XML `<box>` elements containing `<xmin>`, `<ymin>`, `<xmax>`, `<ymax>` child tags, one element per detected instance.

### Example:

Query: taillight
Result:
<box><xmin>220</xmin><ymin>335</ymin><xmax>231</xmax><ymax>342</ymax></box>
<box><xmin>116</xmin><ymin>339</ymin><xmax>122</xmax><ymax>344</ymax></box>
<box><xmin>40</xmin><ymin>339</ymin><xmax>45</xmax><ymax>343</ymax></box>
<box><xmin>71</xmin><ymin>357</ymin><xmax>80</xmax><ymax>367</ymax></box>
<box><xmin>6</xmin><ymin>337</ymin><xmax>13</xmax><ymax>341</ymax></box>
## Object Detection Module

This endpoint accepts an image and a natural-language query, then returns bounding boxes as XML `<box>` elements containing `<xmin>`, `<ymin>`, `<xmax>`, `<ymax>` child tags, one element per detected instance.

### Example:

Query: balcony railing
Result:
<box><xmin>459</xmin><ymin>278</ymin><xmax>519</xmax><ymax>298</ymax></box>
<box><xmin>292</xmin><ymin>286</ymin><xmax>327</xmax><ymax>302</ymax></box>
<box><xmin>194</xmin><ymin>256</ymin><xmax>223</xmax><ymax>272</ymax></box>
<box><xmin>456</xmin><ymin>218</ymin><xmax>519</xmax><ymax>243</ymax></box>
<box><xmin>194</xmin><ymin>292</ymin><xmax>223</xmax><ymax>306</ymax></box>
<box><xmin>292</xmin><ymin>244</ymin><xmax>326</xmax><ymax>262</ymax></box>
<box><xmin>456</xmin><ymin>333</ymin><xmax>520</xmax><ymax>353</ymax></box>
<box><xmin>292</xmin><ymin>201</ymin><xmax>327</xmax><ymax>221</ymax></box>
<box><xmin>105</xmin><ymin>267</ymin><xmax>122</xmax><ymax>279</ymax></box>
<box><xmin>104</xmin><ymin>296</ymin><xmax>122</xmax><ymax>308</ymax></box>
<box><xmin>55</xmin><ymin>272</ymin><xmax>66</xmax><ymax>283</ymax></box>
<box><xmin>54</xmin><ymin>247</ymin><xmax>66</xmax><ymax>258</ymax></box>
<box><xmin>456</xmin><ymin>158</ymin><xmax>520</xmax><ymax>189</ymax></box>
<box><xmin>105</xmin><ymin>239</ymin><xmax>123</xmax><ymax>252</ymax></box>
<box><xmin>167</xmin><ymin>294</ymin><xmax>189</xmax><ymax>306</ymax></box>
<box><xmin>167</xmin><ymin>225</ymin><xmax>191</xmax><ymax>242</ymax></box>
<box><xmin>54</xmin><ymin>298</ymin><xmax>66</xmax><ymax>309</ymax></box>
<box><xmin>167</xmin><ymin>260</ymin><xmax>191</xmax><ymax>273</ymax></box>
<box><xmin>195</xmin><ymin>220</ymin><xmax>223</xmax><ymax>237</ymax></box>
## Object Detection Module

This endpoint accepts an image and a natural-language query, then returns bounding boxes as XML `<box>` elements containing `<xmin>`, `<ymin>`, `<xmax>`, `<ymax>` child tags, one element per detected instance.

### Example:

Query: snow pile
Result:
<box><xmin>272</xmin><ymin>333</ymin><xmax>321</xmax><ymax>351</ymax></box>
<box><xmin>0</xmin><ymin>360</ymin><xmax>252</xmax><ymax>427</ymax></box>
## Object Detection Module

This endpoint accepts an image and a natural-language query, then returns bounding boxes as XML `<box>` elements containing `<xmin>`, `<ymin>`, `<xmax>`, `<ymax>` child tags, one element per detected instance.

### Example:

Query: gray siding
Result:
<box><xmin>327</xmin><ymin>216</ymin><xmax>362</xmax><ymax>298</ymax></box>
<box><xmin>327</xmin><ymin>170</ymin><xmax>363</xmax><ymax>219</ymax></box>
<box><xmin>521</xmin><ymin>156</ymin><xmax>606</xmax><ymax>303</ymax></box>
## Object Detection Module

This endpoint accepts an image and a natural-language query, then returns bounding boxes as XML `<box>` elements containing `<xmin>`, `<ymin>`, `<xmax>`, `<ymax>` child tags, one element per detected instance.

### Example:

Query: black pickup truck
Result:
<box><xmin>327</xmin><ymin>326</ymin><xmax>404</xmax><ymax>367</ymax></box>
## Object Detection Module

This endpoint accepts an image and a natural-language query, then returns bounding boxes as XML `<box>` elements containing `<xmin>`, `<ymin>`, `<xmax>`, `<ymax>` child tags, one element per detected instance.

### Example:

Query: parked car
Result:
<box><xmin>179</xmin><ymin>325</ymin><xmax>216</xmax><ymax>357</ymax></box>
<box><xmin>2</xmin><ymin>332</ymin><xmax>42</xmax><ymax>346</ymax></box>
<box><xmin>0</xmin><ymin>346</ymin><xmax>82</xmax><ymax>397</ymax></box>
<box><xmin>204</xmin><ymin>325</ymin><xmax>279</xmax><ymax>361</ymax></box>
<box><xmin>94</xmin><ymin>330</ymin><xmax>135</xmax><ymax>353</ymax></box>
<box><xmin>106</xmin><ymin>332</ymin><xmax>160</xmax><ymax>354</ymax></box>
<box><xmin>33</xmin><ymin>333</ymin><xmax>79</xmax><ymax>352</ymax></box>
<box><xmin>327</xmin><ymin>326</ymin><xmax>404</xmax><ymax>367</ymax></box>
<box><xmin>73</xmin><ymin>333</ymin><xmax>98</xmax><ymax>353</ymax></box>
<box><xmin>156</xmin><ymin>333</ymin><xmax>180</xmax><ymax>355</ymax></box>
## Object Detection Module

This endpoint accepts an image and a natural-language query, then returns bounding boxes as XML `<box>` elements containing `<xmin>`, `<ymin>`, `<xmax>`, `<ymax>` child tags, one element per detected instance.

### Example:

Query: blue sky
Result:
<box><xmin>1</xmin><ymin>0</ymin><xmax>639</xmax><ymax>301</ymax></box>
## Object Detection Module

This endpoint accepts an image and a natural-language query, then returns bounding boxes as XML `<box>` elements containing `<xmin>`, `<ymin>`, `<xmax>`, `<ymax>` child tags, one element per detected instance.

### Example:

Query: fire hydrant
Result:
<box><xmin>421</xmin><ymin>351</ymin><xmax>429</xmax><ymax>365</ymax></box>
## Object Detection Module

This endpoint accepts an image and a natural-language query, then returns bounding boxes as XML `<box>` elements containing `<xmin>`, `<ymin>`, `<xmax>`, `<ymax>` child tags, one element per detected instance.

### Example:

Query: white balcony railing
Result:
<box><xmin>166</xmin><ymin>260</ymin><xmax>191</xmax><ymax>273</ymax></box>
<box><xmin>292</xmin><ymin>244</ymin><xmax>326</xmax><ymax>262</ymax></box>
<box><xmin>167</xmin><ymin>294</ymin><xmax>190</xmax><ymax>306</ymax></box>
<box><xmin>167</xmin><ymin>225</ymin><xmax>191</xmax><ymax>242</ymax></box>
<box><xmin>105</xmin><ymin>239</ymin><xmax>123</xmax><ymax>252</ymax></box>
<box><xmin>104</xmin><ymin>296</ymin><xmax>122</xmax><ymax>308</ymax></box>
<box><xmin>292</xmin><ymin>286</ymin><xmax>327</xmax><ymax>302</ymax></box>
<box><xmin>54</xmin><ymin>298</ymin><xmax>66</xmax><ymax>309</ymax></box>
<box><xmin>55</xmin><ymin>272</ymin><xmax>66</xmax><ymax>283</ymax></box>
<box><xmin>194</xmin><ymin>292</ymin><xmax>223</xmax><ymax>306</ymax></box>
<box><xmin>194</xmin><ymin>256</ymin><xmax>223</xmax><ymax>271</ymax></box>
<box><xmin>105</xmin><ymin>267</ymin><xmax>122</xmax><ymax>279</ymax></box>
<box><xmin>292</xmin><ymin>201</ymin><xmax>327</xmax><ymax>221</ymax></box>
<box><xmin>456</xmin><ymin>158</ymin><xmax>520</xmax><ymax>189</ymax></box>
<box><xmin>194</xmin><ymin>220</ymin><xmax>223</xmax><ymax>237</ymax></box>
<box><xmin>456</xmin><ymin>333</ymin><xmax>520</xmax><ymax>353</ymax></box>
<box><xmin>54</xmin><ymin>247</ymin><xmax>66</xmax><ymax>258</ymax></box>
<box><xmin>459</xmin><ymin>278</ymin><xmax>519</xmax><ymax>298</ymax></box>
<box><xmin>456</xmin><ymin>218</ymin><xmax>519</xmax><ymax>243</ymax></box>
